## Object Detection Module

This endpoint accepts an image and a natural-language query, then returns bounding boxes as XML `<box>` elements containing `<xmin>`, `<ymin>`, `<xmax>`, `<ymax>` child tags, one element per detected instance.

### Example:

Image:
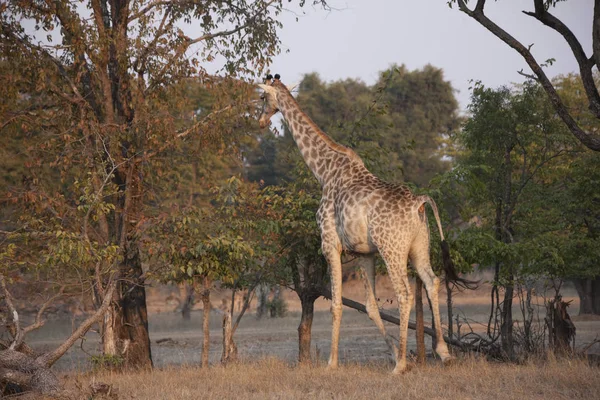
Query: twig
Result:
<box><xmin>22</xmin><ymin>286</ymin><xmax>66</xmax><ymax>335</ymax></box>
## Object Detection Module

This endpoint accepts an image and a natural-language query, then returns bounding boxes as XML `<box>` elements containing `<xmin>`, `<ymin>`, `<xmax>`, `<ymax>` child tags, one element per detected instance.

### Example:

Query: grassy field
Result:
<box><xmin>23</xmin><ymin>275</ymin><xmax>600</xmax><ymax>399</ymax></box>
<box><xmin>60</xmin><ymin>357</ymin><xmax>600</xmax><ymax>400</ymax></box>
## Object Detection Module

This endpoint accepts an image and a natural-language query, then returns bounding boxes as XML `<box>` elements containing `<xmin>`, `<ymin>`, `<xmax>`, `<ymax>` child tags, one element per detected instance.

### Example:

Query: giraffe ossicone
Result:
<box><xmin>257</xmin><ymin>75</ymin><xmax>462</xmax><ymax>373</ymax></box>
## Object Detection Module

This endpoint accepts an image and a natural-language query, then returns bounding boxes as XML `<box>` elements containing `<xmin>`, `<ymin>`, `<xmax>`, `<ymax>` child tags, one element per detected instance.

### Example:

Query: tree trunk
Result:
<box><xmin>574</xmin><ymin>278</ymin><xmax>594</xmax><ymax>314</ymax></box>
<box><xmin>298</xmin><ymin>294</ymin><xmax>317</xmax><ymax>364</ymax></box>
<box><xmin>201</xmin><ymin>277</ymin><xmax>211</xmax><ymax>368</ymax></box>
<box><xmin>501</xmin><ymin>277</ymin><xmax>514</xmax><ymax>359</ymax></box>
<box><xmin>0</xmin><ymin>350</ymin><xmax>60</xmax><ymax>394</ymax></box>
<box><xmin>116</xmin><ymin>245</ymin><xmax>152</xmax><ymax>369</ymax></box>
<box><xmin>415</xmin><ymin>277</ymin><xmax>425</xmax><ymax>364</ymax></box>
<box><xmin>269</xmin><ymin>285</ymin><xmax>285</xmax><ymax>317</ymax></box>
<box><xmin>221</xmin><ymin>312</ymin><xmax>237</xmax><ymax>364</ymax></box>
<box><xmin>574</xmin><ymin>277</ymin><xmax>600</xmax><ymax>315</ymax></box>
<box><xmin>182</xmin><ymin>283</ymin><xmax>195</xmax><ymax>321</ymax></box>
<box><xmin>109</xmin><ymin>160</ymin><xmax>152</xmax><ymax>369</ymax></box>
<box><xmin>594</xmin><ymin>278</ymin><xmax>600</xmax><ymax>314</ymax></box>
<box><xmin>102</xmin><ymin>305</ymin><xmax>119</xmax><ymax>357</ymax></box>
<box><xmin>256</xmin><ymin>283</ymin><xmax>269</xmax><ymax>319</ymax></box>
<box><xmin>445</xmin><ymin>278</ymin><xmax>454</xmax><ymax>341</ymax></box>
<box><xmin>545</xmin><ymin>295</ymin><xmax>576</xmax><ymax>355</ymax></box>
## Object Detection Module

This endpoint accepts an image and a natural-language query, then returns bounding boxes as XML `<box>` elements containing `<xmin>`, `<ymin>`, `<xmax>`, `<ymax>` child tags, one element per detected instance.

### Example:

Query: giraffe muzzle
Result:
<box><xmin>259</xmin><ymin>117</ymin><xmax>271</xmax><ymax>129</ymax></box>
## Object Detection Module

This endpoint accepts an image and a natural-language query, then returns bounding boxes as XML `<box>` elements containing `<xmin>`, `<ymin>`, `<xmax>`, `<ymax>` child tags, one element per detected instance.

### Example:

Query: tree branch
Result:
<box><xmin>0</xmin><ymin>23</ymin><xmax>92</xmax><ymax>111</ymax></box>
<box><xmin>146</xmin><ymin>0</ymin><xmax>278</xmax><ymax>93</ymax></box>
<box><xmin>456</xmin><ymin>0</ymin><xmax>600</xmax><ymax>151</ymax></box>
<box><xmin>130</xmin><ymin>0</ymin><xmax>175</xmax><ymax>21</ymax></box>
<box><xmin>0</xmin><ymin>275</ymin><xmax>23</xmax><ymax>350</ymax></box>
<box><xmin>22</xmin><ymin>286</ymin><xmax>66</xmax><ymax>335</ymax></box>
<box><xmin>523</xmin><ymin>0</ymin><xmax>600</xmax><ymax>118</ymax></box>
<box><xmin>36</xmin><ymin>275</ymin><xmax>117</xmax><ymax>367</ymax></box>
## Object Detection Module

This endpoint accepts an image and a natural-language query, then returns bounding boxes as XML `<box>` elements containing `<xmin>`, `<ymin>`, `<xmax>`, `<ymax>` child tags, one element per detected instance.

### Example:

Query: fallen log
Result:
<box><xmin>320</xmin><ymin>289</ymin><xmax>469</xmax><ymax>350</ymax></box>
<box><xmin>0</xmin><ymin>274</ymin><xmax>117</xmax><ymax>395</ymax></box>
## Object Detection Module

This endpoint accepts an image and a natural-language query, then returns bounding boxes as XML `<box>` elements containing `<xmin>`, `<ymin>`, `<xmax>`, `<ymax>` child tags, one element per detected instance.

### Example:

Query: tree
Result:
<box><xmin>452</xmin><ymin>0</ymin><xmax>600</xmax><ymax>151</ymax></box>
<box><xmin>262</xmin><ymin>174</ymin><xmax>328</xmax><ymax>363</ymax></box>
<box><xmin>444</xmin><ymin>78</ymin><xmax>596</xmax><ymax>357</ymax></box>
<box><xmin>1</xmin><ymin>0</ymin><xmax>327</xmax><ymax>370</ymax></box>
<box><xmin>149</xmin><ymin>176</ymin><xmax>279</xmax><ymax>365</ymax></box>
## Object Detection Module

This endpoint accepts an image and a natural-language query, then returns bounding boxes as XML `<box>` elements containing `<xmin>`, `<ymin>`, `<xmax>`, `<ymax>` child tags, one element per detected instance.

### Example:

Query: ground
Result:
<box><xmin>21</xmin><ymin>273</ymin><xmax>600</xmax><ymax>398</ymax></box>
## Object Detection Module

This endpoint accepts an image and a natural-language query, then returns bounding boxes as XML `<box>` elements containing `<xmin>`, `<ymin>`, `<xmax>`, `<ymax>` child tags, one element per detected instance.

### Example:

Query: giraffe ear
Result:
<box><xmin>286</xmin><ymin>83</ymin><xmax>299</xmax><ymax>93</ymax></box>
<box><xmin>257</xmin><ymin>84</ymin><xmax>276</xmax><ymax>96</ymax></box>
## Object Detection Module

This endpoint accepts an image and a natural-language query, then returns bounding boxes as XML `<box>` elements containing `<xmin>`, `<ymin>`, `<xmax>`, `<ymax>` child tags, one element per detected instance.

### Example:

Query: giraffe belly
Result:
<box><xmin>337</xmin><ymin>216</ymin><xmax>376</xmax><ymax>254</ymax></box>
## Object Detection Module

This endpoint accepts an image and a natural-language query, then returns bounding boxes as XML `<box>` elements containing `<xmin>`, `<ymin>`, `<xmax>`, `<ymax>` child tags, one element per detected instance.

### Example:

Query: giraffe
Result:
<box><xmin>258</xmin><ymin>74</ymin><xmax>461</xmax><ymax>373</ymax></box>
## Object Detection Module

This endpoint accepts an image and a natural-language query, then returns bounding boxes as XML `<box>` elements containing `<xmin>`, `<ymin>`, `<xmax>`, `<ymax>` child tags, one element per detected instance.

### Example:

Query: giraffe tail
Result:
<box><xmin>419</xmin><ymin>196</ymin><xmax>478</xmax><ymax>290</ymax></box>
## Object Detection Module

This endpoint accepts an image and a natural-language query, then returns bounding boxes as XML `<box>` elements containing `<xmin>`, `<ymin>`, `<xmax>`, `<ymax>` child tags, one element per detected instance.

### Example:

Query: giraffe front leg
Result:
<box><xmin>324</xmin><ymin>242</ymin><xmax>343</xmax><ymax>369</ymax></box>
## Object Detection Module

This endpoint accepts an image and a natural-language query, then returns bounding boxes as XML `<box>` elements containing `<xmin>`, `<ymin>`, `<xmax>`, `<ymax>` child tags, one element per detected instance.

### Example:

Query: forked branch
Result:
<box><xmin>455</xmin><ymin>0</ymin><xmax>600</xmax><ymax>151</ymax></box>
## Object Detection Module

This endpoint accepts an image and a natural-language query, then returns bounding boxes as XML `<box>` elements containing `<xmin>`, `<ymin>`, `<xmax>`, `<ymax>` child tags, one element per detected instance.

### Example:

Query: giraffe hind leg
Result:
<box><xmin>375</xmin><ymin>246</ymin><xmax>412</xmax><ymax>374</ymax></box>
<box><xmin>410</xmin><ymin>230</ymin><xmax>453</xmax><ymax>363</ymax></box>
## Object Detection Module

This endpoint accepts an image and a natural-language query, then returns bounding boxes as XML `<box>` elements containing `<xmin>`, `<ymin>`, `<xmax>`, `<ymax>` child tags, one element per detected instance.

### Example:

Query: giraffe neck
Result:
<box><xmin>275</xmin><ymin>88</ymin><xmax>361</xmax><ymax>186</ymax></box>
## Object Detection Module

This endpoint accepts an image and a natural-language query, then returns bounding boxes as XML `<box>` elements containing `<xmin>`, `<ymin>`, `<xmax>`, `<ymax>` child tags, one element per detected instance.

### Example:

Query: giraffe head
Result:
<box><xmin>257</xmin><ymin>74</ymin><xmax>297</xmax><ymax>129</ymax></box>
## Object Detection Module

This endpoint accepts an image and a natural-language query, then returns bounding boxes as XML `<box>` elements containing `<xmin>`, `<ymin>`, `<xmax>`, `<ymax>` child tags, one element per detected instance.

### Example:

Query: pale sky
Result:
<box><xmin>18</xmin><ymin>0</ymin><xmax>590</xmax><ymax>111</ymax></box>
<box><xmin>267</xmin><ymin>0</ymin><xmax>590</xmax><ymax>110</ymax></box>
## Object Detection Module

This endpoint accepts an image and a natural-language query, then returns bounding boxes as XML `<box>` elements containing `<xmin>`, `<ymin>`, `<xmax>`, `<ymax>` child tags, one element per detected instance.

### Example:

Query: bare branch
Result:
<box><xmin>133</xmin><ymin>5</ymin><xmax>174</xmax><ymax>74</ymax></box>
<box><xmin>37</xmin><ymin>275</ymin><xmax>117</xmax><ymax>367</ymax></box>
<box><xmin>130</xmin><ymin>0</ymin><xmax>174</xmax><ymax>21</ymax></box>
<box><xmin>516</xmin><ymin>69</ymin><xmax>539</xmax><ymax>81</ymax></box>
<box><xmin>523</xmin><ymin>0</ymin><xmax>600</xmax><ymax>118</ymax></box>
<box><xmin>22</xmin><ymin>286</ymin><xmax>66</xmax><ymax>335</ymax></box>
<box><xmin>146</xmin><ymin>0</ymin><xmax>278</xmax><ymax>93</ymax></box>
<box><xmin>0</xmin><ymin>23</ymin><xmax>92</xmax><ymax>111</ymax></box>
<box><xmin>176</xmin><ymin>104</ymin><xmax>235</xmax><ymax>138</ymax></box>
<box><xmin>456</xmin><ymin>0</ymin><xmax>600</xmax><ymax>151</ymax></box>
<box><xmin>0</xmin><ymin>275</ymin><xmax>23</xmax><ymax>350</ymax></box>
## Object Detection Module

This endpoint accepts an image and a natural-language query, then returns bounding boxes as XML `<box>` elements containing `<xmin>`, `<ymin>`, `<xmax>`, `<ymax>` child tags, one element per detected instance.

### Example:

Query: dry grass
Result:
<box><xmin>59</xmin><ymin>357</ymin><xmax>600</xmax><ymax>400</ymax></box>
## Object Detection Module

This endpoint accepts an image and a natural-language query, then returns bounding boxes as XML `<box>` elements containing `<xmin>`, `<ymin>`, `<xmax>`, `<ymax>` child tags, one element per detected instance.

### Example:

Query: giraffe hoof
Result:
<box><xmin>442</xmin><ymin>356</ymin><xmax>457</xmax><ymax>366</ymax></box>
<box><xmin>392</xmin><ymin>363</ymin><xmax>412</xmax><ymax>375</ymax></box>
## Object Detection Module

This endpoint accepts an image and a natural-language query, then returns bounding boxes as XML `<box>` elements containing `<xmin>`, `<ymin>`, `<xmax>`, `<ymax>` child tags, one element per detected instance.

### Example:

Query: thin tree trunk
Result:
<box><xmin>573</xmin><ymin>278</ymin><xmax>595</xmax><ymax>315</ymax></box>
<box><xmin>298</xmin><ymin>294</ymin><xmax>317</xmax><ymax>364</ymax></box>
<box><xmin>256</xmin><ymin>283</ymin><xmax>269</xmax><ymax>319</ymax></box>
<box><xmin>445</xmin><ymin>278</ymin><xmax>454</xmax><ymax>341</ymax></box>
<box><xmin>415</xmin><ymin>277</ymin><xmax>425</xmax><ymax>364</ymax></box>
<box><xmin>102</xmin><ymin>305</ymin><xmax>119</xmax><ymax>356</ymax></box>
<box><xmin>501</xmin><ymin>274</ymin><xmax>514</xmax><ymax>359</ymax></box>
<box><xmin>221</xmin><ymin>312</ymin><xmax>237</xmax><ymax>364</ymax></box>
<box><xmin>201</xmin><ymin>277</ymin><xmax>211</xmax><ymax>368</ymax></box>
<box><xmin>182</xmin><ymin>283</ymin><xmax>194</xmax><ymax>321</ymax></box>
<box><xmin>425</xmin><ymin>292</ymin><xmax>437</xmax><ymax>352</ymax></box>
<box><xmin>593</xmin><ymin>278</ymin><xmax>600</xmax><ymax>314</ymax></box>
